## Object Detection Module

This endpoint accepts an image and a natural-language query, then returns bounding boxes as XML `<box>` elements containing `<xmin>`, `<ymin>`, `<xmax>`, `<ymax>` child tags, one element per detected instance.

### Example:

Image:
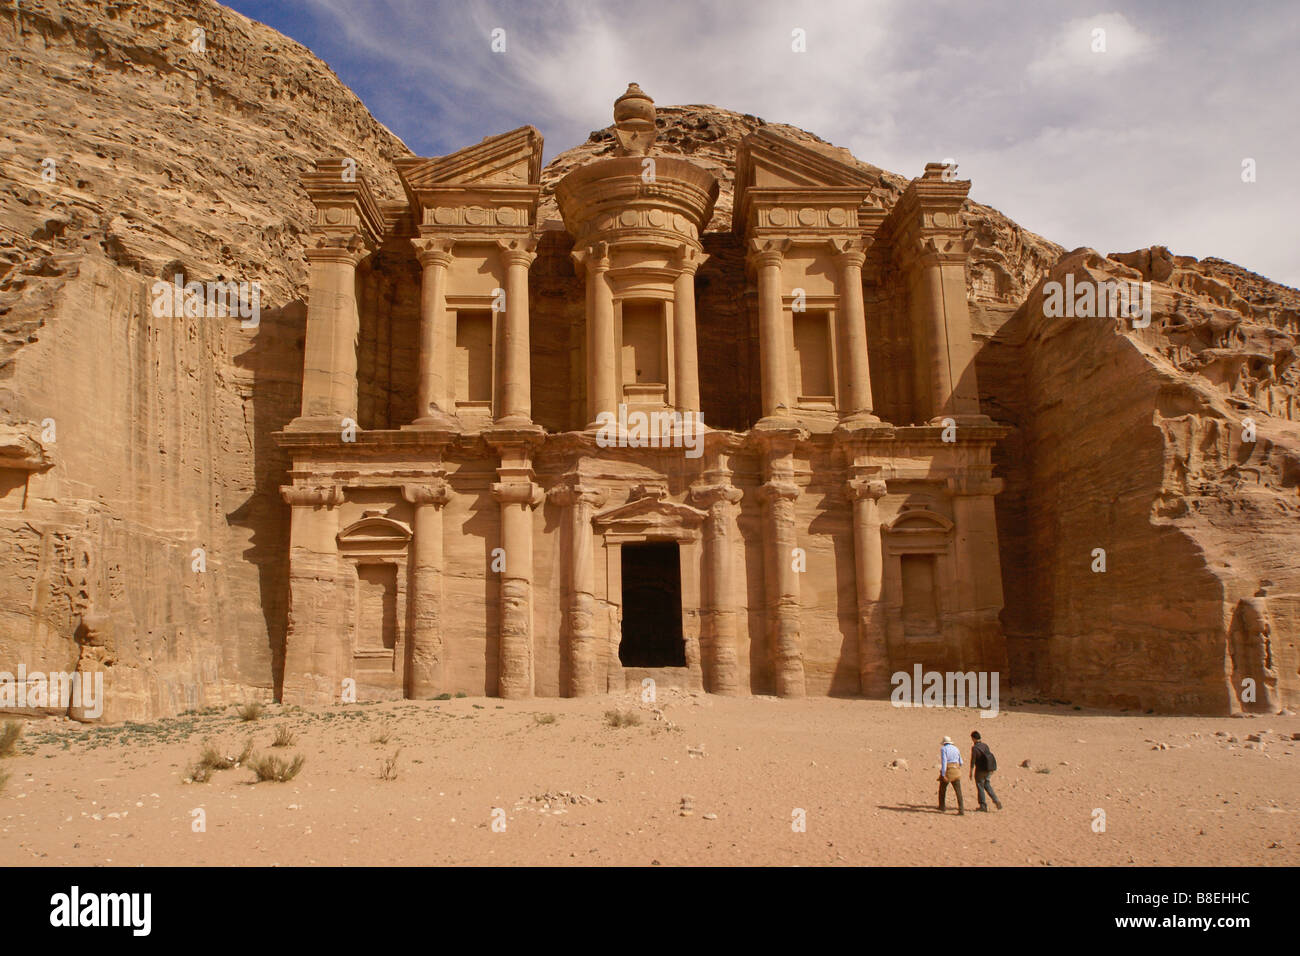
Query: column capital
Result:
<box><xmin>846</xmin><ymin>476</ymin><xmax>888</xmax><ymax>502</ymax></box>
<box><xmin>830</xmin><ymin>237</ymin><xmax>869</xmax><ymax>269</ymax></box>
<box><xmin>570</xmin><ymin>240</ymin><xmax>611</xmax><ymax>275</ymax></box>
<box><xmin>492</xmin><ymin>481</ymin><xmax>544</xmax><ymax>508</ymax></box>
<box><xmin>402</xmin><ymin>480</ymin><xmax>451</xmax><ymax>507</ymax></box>
<box><xmin>672</xmin><ymin>244</ymin><xmax>710</xmax><ymax>275</ymax></box>
<box><xmin>690</xmin><ymin>481</ymin><xmax>743</xmax><ymax>509</ymax></box>
<box><xmin>305</xmin><ymin>231</ymin><xmax>372</xmax><ymax>266</ymax></box>
<box><xmin>758</xmin><ymin>479</ymin><xmax>801</xmax><ymax>504</ymax></box>
<box><xmin>498</xmin><ymin>234</ymin><xmax>540</xmax><ymax>269</ymax></box>
<box><xmin>746</xmin><ymin>236</ymin><xmax>790</xmax><ymax>270</ymax></box>
<box><xmin>281</xmin><ymin>484</ymin><xmax>344</xmax><ymax>507</ymax></box>
<box><xmin>411</xmin><ymin>235</ymin><xmax>455</xmax><ymax>268</ymax></box>
<box><xmin>548</xmin><ymin>480</ymin><xmax>606</xmax><ymax>510</ymax></box>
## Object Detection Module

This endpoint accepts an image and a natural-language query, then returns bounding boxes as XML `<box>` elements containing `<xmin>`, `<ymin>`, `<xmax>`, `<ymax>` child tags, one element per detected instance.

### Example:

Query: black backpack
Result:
<box><xmin>975</xmin><ymin>741</ymin><xmax>997</xmax><ymax>772</ymax></box>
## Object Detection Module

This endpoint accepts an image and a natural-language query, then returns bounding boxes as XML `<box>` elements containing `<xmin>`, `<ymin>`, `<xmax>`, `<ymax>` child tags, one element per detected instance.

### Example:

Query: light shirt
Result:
<box><xmin>939</xmin><ymin>743</ymin><xmax>962</xmax><ymax>776</ymax></box>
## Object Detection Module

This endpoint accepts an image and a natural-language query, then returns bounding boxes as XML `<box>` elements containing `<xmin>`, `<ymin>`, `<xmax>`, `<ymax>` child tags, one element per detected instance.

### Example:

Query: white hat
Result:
<box><xmin>942</xmin><ymin>736</ymin><xmax>953</xmax><ymax>745</ymax></box>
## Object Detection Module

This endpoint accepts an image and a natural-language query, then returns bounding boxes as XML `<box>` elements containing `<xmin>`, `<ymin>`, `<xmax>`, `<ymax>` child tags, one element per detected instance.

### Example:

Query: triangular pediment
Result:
<box><xmin>396</xmin><ymin>126</ymin><xmax>543</xmax><ymax>191</ymax></box>
<box><xmin>593</xmin><ymin>495</ymin><xmax>707</xmax><ymax>531</ymax></box>
<box><xmin>736</xmin><ymin>127</ymin><xmax>876</xmax><ymax>192</ymax></box>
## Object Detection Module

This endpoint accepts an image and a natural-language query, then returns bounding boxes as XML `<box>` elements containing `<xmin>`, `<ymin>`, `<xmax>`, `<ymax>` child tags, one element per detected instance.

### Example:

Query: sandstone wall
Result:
<box><xmin>0</xmin><ymin>0</ymin><xmax>410</xmax><ymax>717</ymax></box>
<box><xmin>982</xmin><ymin>247</ymin><xmax>1300</xmax><ymax>712</ymax></box>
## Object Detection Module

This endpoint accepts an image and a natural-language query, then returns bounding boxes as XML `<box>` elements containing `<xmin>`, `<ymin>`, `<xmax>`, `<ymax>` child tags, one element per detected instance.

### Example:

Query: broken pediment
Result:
<box><xmin>395</xmin><ymin>126</ymin><xmax>543</xmax><ymax>190</ymax></box>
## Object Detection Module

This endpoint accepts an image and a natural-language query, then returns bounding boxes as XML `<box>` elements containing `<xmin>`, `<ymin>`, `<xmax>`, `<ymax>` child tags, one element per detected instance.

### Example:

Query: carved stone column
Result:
<box><xmin>946</xmin><ymin>474</ymin><xmax>1007</xmax><ymax>674</ymax></box>
<box><xmin>832</xmin><ymin>238</ymin><xmax>877</xmax><ymax>421</ymax></box>
<box><xmin>497</xmin><ymin>237</ymin><xmax>538</xmax><ymax>425</ymax></box>
<box><xmin>690</xmin><ymin>476</ymin><xmax>743</xmax><ymax>694</ymax></box>
<box><xmin>573</xmin><ymin>242</ymin><xmax>617</xmax><ymax>427</ymax></box>
<box><xmin>488</xmin><ymin>432</ymin><xmax>544</xmax><ymax>699</ymax></box>
<box><xmin>760</xmin><ymin>475</ymin><xmax>804</xmax><ymax>698</ymax></box>
<box><xmin>550</xmin><ymin>480</ymin><xmax>607</xmax><ymax>696</ymax></box>
<box><xmin>749</xmin><ymin>238</ymin><xmax>792</xmax><ymax>418</ymax></box>
<box><xmin>846</xmin><ymin>472</ymin><xmax>889</xmax><ymax>695</ymax></box>
<box><xmin>411</xmin><ymin>236</ymin><xmax>456</xmax><ymax>426</ymax></box>
<box><xmin>281</xmin><ymin>484</ymin><xmax>345</xmax><ymax>704</ymax></box>
<box><xmin>673</xmin><ymin>246</ymin><xmax>707</xmax><ymax>414</ymax></box>
<box><xmin>301</xmin><ymin>237</ymin><xmax>369</xmax><ymax>424</ymax></box>
<box><xmin>403</xmin><ymin>480</ymin><xmax>451</xmax><ymax>697</ymax></box>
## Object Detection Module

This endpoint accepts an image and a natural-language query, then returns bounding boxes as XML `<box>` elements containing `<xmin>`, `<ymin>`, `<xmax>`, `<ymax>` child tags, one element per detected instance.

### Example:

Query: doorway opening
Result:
<box><xmin>619</xmin><ymin>541</ymin><xmax>685</xmax><ymax>667</ymax></box>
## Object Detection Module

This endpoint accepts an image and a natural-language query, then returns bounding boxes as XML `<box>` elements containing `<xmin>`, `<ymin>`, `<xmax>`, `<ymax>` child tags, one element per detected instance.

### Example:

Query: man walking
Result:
<box><xmin>969</xmin><ymin>730</ymin><xmax>1003</xmax><ymax>811</ymax></box>
<box><xmin>938</xmin><ymin>735</ymin><xmax>964</xmax><ymax>815</ymax></box>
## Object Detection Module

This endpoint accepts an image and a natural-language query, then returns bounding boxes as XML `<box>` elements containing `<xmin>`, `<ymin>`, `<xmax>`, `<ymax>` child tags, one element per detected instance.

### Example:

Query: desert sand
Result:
<box><xmin>1</xmin><ymin>692</ymin><xmax>1295</xmax><ymax>867</ymax></box>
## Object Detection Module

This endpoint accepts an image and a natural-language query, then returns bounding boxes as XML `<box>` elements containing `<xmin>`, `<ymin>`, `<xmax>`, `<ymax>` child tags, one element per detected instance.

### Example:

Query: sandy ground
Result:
<box><xmin>0</xmin><ymin>692</ymin><xmax>1296</xmax><ymax>866</ymax></box>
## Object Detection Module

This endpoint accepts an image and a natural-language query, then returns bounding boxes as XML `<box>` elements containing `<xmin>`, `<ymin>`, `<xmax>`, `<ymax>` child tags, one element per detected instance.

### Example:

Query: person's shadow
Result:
<box><xmin>877</xmin><ymin>804</ymin><xmax>946</xmax><ymax>814</ymax></box>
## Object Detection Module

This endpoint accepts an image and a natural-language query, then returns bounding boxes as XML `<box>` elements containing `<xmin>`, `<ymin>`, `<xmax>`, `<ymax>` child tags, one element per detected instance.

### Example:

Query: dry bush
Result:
<box><xmin>371</xmin><ymin>727</ymin><xmax>392</xmax><ymax>745</ymax></box>
<box><xmin>248</xmin><ymin>753</ymin><xmax>305</xmax><ymax>783</ymax></box>
<box><xmin>379</xmin><ymin>748</ymin><xmax>402</xmax><ymax>781</ymax></box>
<box><xmin>272</xmin><ymin>725</ymin><xmax>296</xmax><ymax>748</ymax></box>
<box><xmin>189</xmin><ymin>737</ymin><xmax>253</xmax><ymax>781</ymax></box>
<box><xmin>534</xmin><ymin>713</ymin><xmax>557</xmax><ymax>726</ymax></box>
<box><xmin>0</xmin><ymin>768</ymin><xmax>9</xmax><ymax>793</ymax></box>
<box><xmin>237</xmin><ymin>701</ymin><xmax>263</xmax><ymax>722</ymax></box>
<box><xmin>0</xmin><ymin>721</ymin><xmax>22</xmax><ymax>757</ymax></box>
<box><xmin>604</xmin><ymin>709</ymin><xmax>642</xmax><ymax>728</ymax></box>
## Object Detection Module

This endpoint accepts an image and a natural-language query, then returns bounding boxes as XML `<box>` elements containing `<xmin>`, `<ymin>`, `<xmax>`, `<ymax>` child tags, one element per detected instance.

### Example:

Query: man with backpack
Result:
<box><xmin>969</xmin><ymin>730</ymin><xmax>1003</xmax><ymax>811</ymax></box>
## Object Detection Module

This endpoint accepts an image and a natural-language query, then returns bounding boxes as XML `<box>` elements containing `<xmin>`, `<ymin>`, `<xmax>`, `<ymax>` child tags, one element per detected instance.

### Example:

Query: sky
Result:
<box><xmin>226</xmin><ymin>0</ymin><xmax>1300</xmax><ymax>288</ymax></box>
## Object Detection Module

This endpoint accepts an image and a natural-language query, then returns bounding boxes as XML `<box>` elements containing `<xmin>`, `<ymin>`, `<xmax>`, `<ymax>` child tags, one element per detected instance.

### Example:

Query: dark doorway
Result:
<box><xmin>619</xmin><ymin>541</ymin><xmax>685</xmax><ymax>667</ymax></box>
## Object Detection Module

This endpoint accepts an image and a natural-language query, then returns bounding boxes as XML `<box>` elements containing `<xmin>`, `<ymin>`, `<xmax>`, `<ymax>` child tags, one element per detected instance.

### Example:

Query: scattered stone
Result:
<box><xmin>679</xmin><ymin>795</ymin><xmax>695</xmax><ymax>817</ymax></box>
<box><xmin>888</xmin><ymin>758</ymin><xmax>908</xmax><ymax>770</ymax></box>
<box><xmin>1020</xmin><ymin>759</ymin><xmax>1032</xmax><ymax>768</ymax></box>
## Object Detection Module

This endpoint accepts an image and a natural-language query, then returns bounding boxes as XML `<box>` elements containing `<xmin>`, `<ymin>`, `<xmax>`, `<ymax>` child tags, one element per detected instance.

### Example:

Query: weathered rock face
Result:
<box><xmin>982</xmin><ymin>247</ymin><xmax>1300</xmax><ymax>711</ymax></box>
<box><xmin>0</xmin><ymin>0</ymin><xmax>410</xmax><ymax>718</ymax></box>
<box><xmin>0</xmin><ymin>1</ymin><xmax>1293</xmax><ymax>717</ymax></box>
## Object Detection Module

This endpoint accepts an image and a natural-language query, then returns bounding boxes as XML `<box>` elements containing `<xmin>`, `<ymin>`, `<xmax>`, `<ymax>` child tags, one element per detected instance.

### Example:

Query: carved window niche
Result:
<box><xmin>337</xmin><ymin>512</ymin><xmax>411</xmax><ymax>685</ymax></box>
<box><xmin>448</xmin><ymin>296</ymin><xmax>498</xmax><ymax>419</ymax></box>
<box><xmin>882</xmin><ymin>507</ymin><xmax>956</xmax><ymax>651</ymax></box>
<box><xmin>792</xmin><ymin>308</ymin><xmax>837</xmax><ymax>409</ymax></box>
<box><xmin>618</xmin><ymin>297</ymin><xmax>670</xmax><ymax>407</ymax></box>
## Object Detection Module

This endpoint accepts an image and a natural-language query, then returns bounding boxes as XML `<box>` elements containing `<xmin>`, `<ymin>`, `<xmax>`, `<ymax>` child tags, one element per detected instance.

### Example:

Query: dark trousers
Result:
<box><xmin>975</xmin><ymin>770</ymin><xmax>1001</xmax><ymax>809</ymax></box>
<box><xmin>938</xmin><ymin>776</ymin><xmax>964</xmax><ymax>812</ymax></box>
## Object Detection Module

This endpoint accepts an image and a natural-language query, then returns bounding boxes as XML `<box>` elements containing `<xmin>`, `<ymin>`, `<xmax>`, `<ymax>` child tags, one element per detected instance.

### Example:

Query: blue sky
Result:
<box><xmin>226</xmin><ymin>0</ymin><xmax>1300</xmax><ymax>287</ymax></box>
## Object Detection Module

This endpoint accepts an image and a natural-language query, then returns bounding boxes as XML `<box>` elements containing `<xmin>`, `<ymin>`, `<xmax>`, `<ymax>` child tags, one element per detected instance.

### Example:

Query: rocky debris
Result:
<box><xmin>887</xmin><ymin>758</ymin><xmax>908</xmax><ymax>771</ymax></box>
<box><xmin>1020</xmin><ymin>759</ymin><xmax>1032</xmax><ymax>768</ymax></box>
<box><xmin>687</xmin><ymin>745</ymin><xmax>706</xmax><ymax>758</ymax></box>
<box><xmin>679</xmin><ymin>794</ymin><xmax>694</xmax><ymax>816</ymax></box>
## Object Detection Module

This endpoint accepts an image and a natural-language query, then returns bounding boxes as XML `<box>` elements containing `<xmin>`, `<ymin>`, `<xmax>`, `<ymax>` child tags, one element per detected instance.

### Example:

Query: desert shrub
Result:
<box><xmin>534</xmin><ymin>714</ymin><xmax>557</xmax><ymax>726</ymax></box>
<box><xmin>272</xmin><ymin>725</ymin><xmax>295</xmax><ymax>748</ymax></box>
<box><xmin>189</xmin><ymin>738</ymin><xmax>253</xmax><ymax>781</ymax></box>
<box><xmin>0</xmin><ymin>768</ymin><xmax>9</xmax><ymax>793</ymax></box>
<box><xmin>379</xmin><ymin>748</ymin><xmax>402</xmax><ymax>781</ymax></box>
<box><xmin>371</xmin><ymin>727</ymin><xmax>392</xmax><ymax>745</ymax></box>
<box><xmin>604</xmin><ymin>709</ymin><xmax>642</xmax><ymax>728</ymax></box>
<box><xmin>248</xmin><ymin>753</ymin><xmax>305</xmax><ymax>783</ymax></box>
<box><xmin>237</xmin><ymin>702</ymin><xmax>263</xmax><ymax>722</ymax></box>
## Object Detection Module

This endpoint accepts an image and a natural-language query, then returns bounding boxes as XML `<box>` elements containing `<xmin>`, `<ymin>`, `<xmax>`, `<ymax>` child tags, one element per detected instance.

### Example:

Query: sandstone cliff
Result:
<box><xmin>0</xmin><ymin>0</ymin><xmax>410</xmax><ymax>718</ymax></box>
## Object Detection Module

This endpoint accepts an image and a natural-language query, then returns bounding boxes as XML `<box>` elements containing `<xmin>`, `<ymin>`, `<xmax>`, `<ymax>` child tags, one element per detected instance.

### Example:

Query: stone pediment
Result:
<box><xmin>736</xmin><ymin>127</ymin><xmax>876</xmax><ymax>192</ymax></box>
<box><xmin>396</xmin><ymin>126</ymin><xmax>543</xmax><ymax>189</ymax></box>
<box><xmin>734</xmin><ymin>128</ymin><xmax>878</xmax><ymax>238</ymax></box>
<box><xmin>337</xmin><ymin>514</ymin><xmax>412</xmax><ymax>548</ymax></box>
<box><xmin>593</xmin><ymin>494</ymin><xmax>707</xmax><ymax>537</ymax></box>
